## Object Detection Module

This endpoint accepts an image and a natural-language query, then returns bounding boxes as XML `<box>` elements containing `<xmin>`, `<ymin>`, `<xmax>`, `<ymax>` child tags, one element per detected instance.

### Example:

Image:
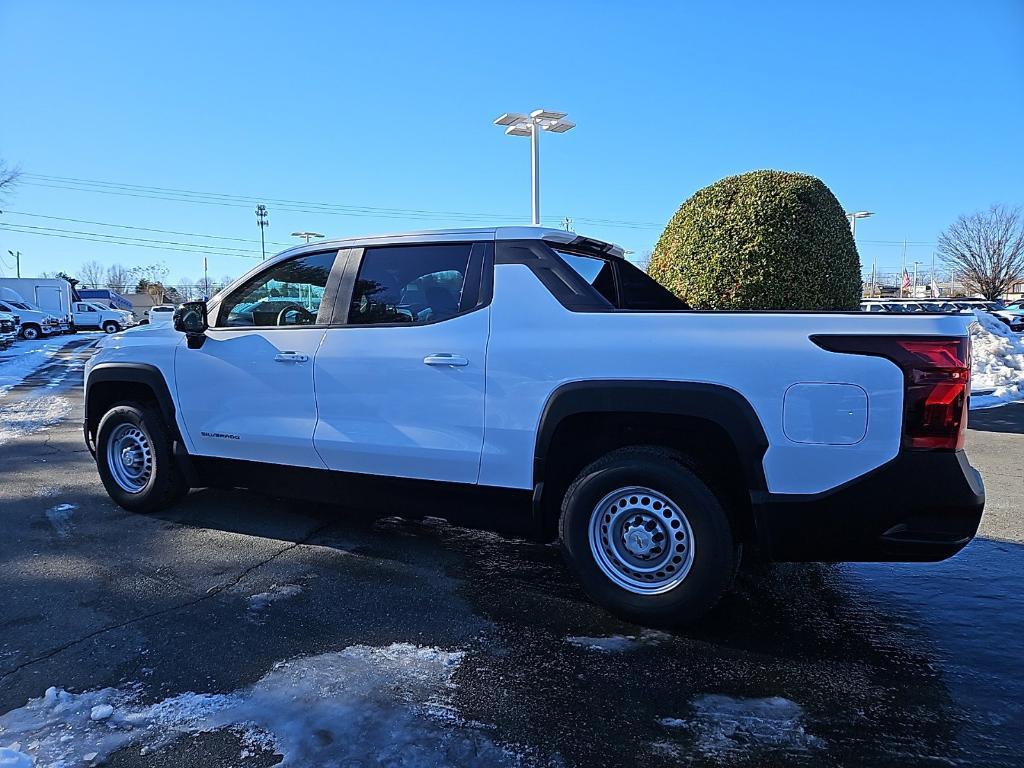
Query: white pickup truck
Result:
<box><xmin>84</xmin><ymin>227</ymin><xmax>984</xmax><ymax>625</ymax></box>
<box><xmin>72</xmin><ymin>300</ymin><xmax>136</xmax><ymax>334</ymax></box>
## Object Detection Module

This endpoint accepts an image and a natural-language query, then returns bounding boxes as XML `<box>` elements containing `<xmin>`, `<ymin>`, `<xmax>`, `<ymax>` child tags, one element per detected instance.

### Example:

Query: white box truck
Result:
<box><xmin>0</xmin><ymin>278</ymin><xmax>76</xmax><ymax>332</ymax></box>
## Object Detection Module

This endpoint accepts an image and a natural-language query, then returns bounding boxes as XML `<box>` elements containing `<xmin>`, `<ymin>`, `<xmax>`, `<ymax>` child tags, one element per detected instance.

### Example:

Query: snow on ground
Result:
<box><xmin>655</xmin><ymin>694</ymin><xmax>824</xmax><ymax>761</ymax></box>
<box><xmin>565</xmin><ymin>629</ymin><xmax>671</xmax><ymax>653</ymax></box>
<box><xmin>0</xmin><ymin>643</ymin><xmax>533</xmax><ymax>768</ymax></box>
<box><xmin>0</xmin><ymin>335</ymin><xmax>89</xmax><ymax>394</ymax></box>
<box><xmin>44</xmin><ymin>503</ymin><xmax>77</xmax><ymax>538</ymax></box>
<box><xmin>969</xmin><ymin>311</ymin><xmax>1024</xmax><ymax>409</ymax></box>
<box><xmin>247</xmin><ymin>583</ymin><xmax>303</xmax><ymax>620</ymax></box>
<box><xmin>0</xmin><ymin>335</ymin><xmax>96</xmax><ymax>445</ymax></box>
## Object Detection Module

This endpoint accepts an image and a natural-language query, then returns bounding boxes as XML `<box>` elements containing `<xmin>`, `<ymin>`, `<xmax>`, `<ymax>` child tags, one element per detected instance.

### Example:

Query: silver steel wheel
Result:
<box><xmin>103</xmin><ymin>322</ymin><xmax>119</xmax><ymax>334</ymax></box>
<box><xmin>22</xmin><ymin>326</ymin><xmax>39</xmax><ymax>340</ymax></box>
<box><xmin>106</xmin><ymin>423</ymin><xmax>154</xmax><ymax>494</ymax></box>
<box><xmin>588</xmin><ymin>485</ymin><xmax>696</xmax><ymax>595</ymax></box>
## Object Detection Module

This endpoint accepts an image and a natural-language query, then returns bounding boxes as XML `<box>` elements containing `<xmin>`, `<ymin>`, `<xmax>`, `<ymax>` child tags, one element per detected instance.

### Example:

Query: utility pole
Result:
<box><xmin>203</xmin><ymin>256</ymin><xmax>209</xmax><ymax>299</ymax></box>
<box><xmin>255</xmin><ymin>204</ymin><xmax>269</xmax><ymax>261</ymax></box>
<box><xmin>931</xmin><ymin>253</ymin><xmax>936</xmax><ymax>298</ymax></box>
<box><xmin>7</xmin><ymin>250</ymin><xmax>20</xmax><ymax>278</ymax></box>
<box><xmin>900</xmin><ymin>240</ymin><xmax>908</xmax><ymax>298</ymax></box>
<box><xmin>912</xmin><ymin>260</ymin><xmax>921</xmax><ymax>298</ymax></box>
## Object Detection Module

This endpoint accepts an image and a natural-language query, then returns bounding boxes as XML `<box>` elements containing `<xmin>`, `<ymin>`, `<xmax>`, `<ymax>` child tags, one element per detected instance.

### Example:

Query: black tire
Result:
<box><xmin>95</xmin><ymin>403</ymin><xmax>188</xmax><ymax>513</ymax></box>
<box><xmin>21</xmin><ymin>324</ymin><xmax>41</xmax><ymax>340</ymax></box>
<box><xmin>559</xmin><ymin>446</ymin><xmax>737</xmax><ymax>627</ymax></box>
<box><xmin>102</xmin><ymin>321</ymin><xmax>120</xmax><ymax>334</ymax></box>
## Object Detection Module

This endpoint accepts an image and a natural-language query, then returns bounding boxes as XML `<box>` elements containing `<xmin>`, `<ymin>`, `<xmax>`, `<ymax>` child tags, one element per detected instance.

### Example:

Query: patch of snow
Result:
<box><xmin>45</xmin><ymin>503</ymin><xmax>77</xmax><ymax>538</ymax></box>
<box><xmin>0</xmin><ymin>394</ymin><xmax>72</xmax><ymax>445</ymax></box>
<box><xmin>661</xmin><ymin>694</ymin><xmax>824</xmax><ymax>760</ymax></box>
<box><xmin>969</xmin><ymin>311</ymin><xmax>1024</xmax><ymax>409</ymax></box>
<box><xmin>88</xmin><ymin>705</ymin><xmax>113</xmax><ymax>722</ymax></box>
<box><xmin>0</xmin><ymin>336</ymin><xmax>86</xmax><ymax>394</ymax></box>
<box><xmin>565</xmin><ymin>629</ymin><xmax>671</xmax><ymax>653</ymax></box>
<box><xmin>0</xmin><ymin>747</ymin><xmax>32</xmax><ymax>768</ymax></box>
<box><xmin>34</xmin><ymin>486</ymin><xmax>61</xmax><ymax>498</ymax></box>
<box><xmin>0</xmin><ymin>644</ymin><xmax>533</xmax><ymax>767</ymax></box>
<box><xmin>247</xmin><ymin>583</ymin><xmax>302</xmax><ymax>616</ymax></box>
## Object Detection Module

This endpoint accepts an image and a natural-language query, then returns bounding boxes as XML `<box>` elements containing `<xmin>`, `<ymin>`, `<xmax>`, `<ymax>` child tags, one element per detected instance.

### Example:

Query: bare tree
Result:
<box><xmin>79</xmin><ymin>260</ymin><xmax>105</xmax><ymax>288</ymax></box>
<box><xmin>937</xmin><ymin>204</ymin><xmax>1024</xmax><ymax>300</ymax></box>
<box><xmin>176</xmin><ymin>277</ymin><xmax>195</xmax><ymax>301</ymax></box>
<box><xmin>0</xmin><ymin>159</ymin><xmax>20</xmax><ymax>206</ymax></box>
<box><xmin>105</xmin><ymin>264</ymin><xmax>130</xmax><ymax>293</ymax></box>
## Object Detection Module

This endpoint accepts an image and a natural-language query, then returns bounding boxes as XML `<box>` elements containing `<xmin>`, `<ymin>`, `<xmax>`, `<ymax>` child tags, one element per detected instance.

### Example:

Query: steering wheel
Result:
<box><xmin>276</xmin><ymin>304</ymin><xmax>316</xmax><ymax>326</ymax></box>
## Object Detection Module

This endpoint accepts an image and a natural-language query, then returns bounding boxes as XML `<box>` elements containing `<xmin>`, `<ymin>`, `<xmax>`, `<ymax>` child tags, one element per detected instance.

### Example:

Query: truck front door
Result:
<box><xmin>174</xmin><ymin>250</ymin><xmax>342</xmax><ymax>468</ymax></box>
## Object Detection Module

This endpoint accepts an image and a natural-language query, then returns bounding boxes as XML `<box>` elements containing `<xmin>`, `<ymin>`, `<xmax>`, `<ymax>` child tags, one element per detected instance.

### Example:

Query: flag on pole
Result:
<box><xmin>902</xmin><ymin>269</ymin><xmax>912</xmax><ymax>290</ymax></box>
<box><xmin>930</xmin><ymin>278</ymin><xmax>940</xmax><ymax>298</ymax></box>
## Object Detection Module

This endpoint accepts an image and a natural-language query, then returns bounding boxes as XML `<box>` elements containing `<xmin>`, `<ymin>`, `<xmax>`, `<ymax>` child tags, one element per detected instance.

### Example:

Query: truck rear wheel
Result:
<box><xmin>559</xmin><ymin>446</ymin><xmax>737</xmax><ymax>627</ymax></box>
<box><xmin>96</xmin><ymin>403</ymin><xmax>188</xmax><ymax>513</ymax></box>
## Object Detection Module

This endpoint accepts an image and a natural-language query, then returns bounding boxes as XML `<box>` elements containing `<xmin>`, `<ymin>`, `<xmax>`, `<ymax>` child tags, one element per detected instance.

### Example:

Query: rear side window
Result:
<box><xmin>347</xmin><ymin>243</ymin><xmax>484</xmax><ymax>325</ymax></box>
<box><xmin>555</xmin><ymin>250</ymin><xmax>687</xmax><ymax>310</ymax></box>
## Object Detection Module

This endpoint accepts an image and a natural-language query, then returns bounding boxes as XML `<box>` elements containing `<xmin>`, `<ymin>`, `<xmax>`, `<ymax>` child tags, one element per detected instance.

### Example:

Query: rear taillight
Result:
<box><xmin>812</xmin><ymin>335</ymin><xmax>970</xmax><ymax>451</ymax></box>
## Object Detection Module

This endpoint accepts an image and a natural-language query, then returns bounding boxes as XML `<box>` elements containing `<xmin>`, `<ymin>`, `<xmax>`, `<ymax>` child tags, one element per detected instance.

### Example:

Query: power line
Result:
<box><xmin>1</xmin><ymin>210</ymin><xmax>296</xmax><ymax>246</ymax></box>
<box><xmin>0</xmin><ymin>224</ymin><xmax>263</xmax><ymax>259</ymax></box>
<box><xmin>19</xmin><ymin>173</ymin><xmax>661</xmax><ymax>230</ymax></box>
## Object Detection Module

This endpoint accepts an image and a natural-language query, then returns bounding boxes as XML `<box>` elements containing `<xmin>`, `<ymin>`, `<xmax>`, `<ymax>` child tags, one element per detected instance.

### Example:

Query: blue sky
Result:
<box><xmin>1</xmin><ymin>0</ymin><xmax>1022</xmax><ymax>285</ymax></box>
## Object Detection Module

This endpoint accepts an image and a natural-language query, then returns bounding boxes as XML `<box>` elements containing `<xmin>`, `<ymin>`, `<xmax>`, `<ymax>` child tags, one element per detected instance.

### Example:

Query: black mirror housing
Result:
<box><xmin>174</xmin><ymin>301</ymin><xmax>208</xmax><ymax>337</ymax></box>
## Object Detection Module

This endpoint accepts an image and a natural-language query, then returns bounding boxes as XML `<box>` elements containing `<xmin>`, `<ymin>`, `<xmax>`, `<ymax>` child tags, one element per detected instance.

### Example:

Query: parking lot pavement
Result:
<box><xmin>1</xmin><ymin>347</ymin><xmax>1022</xmax><ymax>767</ymax></box>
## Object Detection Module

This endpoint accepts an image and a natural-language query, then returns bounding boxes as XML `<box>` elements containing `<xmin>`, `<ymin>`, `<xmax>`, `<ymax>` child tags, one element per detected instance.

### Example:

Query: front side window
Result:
<box><xmin>218</xmin><ymin>251</ymin><xmax>337</xmax><ymax>328</ymax></box>
<box><xmin>348</xmin><ymin>243</ymin><xmax>477</xmax><ymax>325</ymax></box>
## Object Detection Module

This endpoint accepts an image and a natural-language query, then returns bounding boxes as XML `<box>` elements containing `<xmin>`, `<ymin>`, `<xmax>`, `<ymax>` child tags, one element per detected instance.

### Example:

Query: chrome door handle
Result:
<box><xmin>274</xmin><ymin>352</ymin><xmax>309</xmax><ymax>363</ymax></box>
<box><xmin>423</xmin><ymin>353</ymin><xmax>469</xmax><ymax>367</ymax></box>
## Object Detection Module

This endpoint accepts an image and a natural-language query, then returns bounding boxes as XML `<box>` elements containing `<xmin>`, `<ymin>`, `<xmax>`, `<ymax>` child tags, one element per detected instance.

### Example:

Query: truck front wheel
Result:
<box><xmin>102</xmin><ymin>321</ymin><xmax>121</xmax><ymax>334</ymax></box>
<box><xmin>96</xmin><ymin>403</ymin><xmax>188</xmax><ymax>512</ymax></box>
<box><xmin>559</xmin><ymin>446</ymin><xmax>737</xmax><ymax>627</ymax></box>
<box><xmin>20</xmin><ymin>324</ymin><xmax>41</xmax><ymax>340</ymax></box>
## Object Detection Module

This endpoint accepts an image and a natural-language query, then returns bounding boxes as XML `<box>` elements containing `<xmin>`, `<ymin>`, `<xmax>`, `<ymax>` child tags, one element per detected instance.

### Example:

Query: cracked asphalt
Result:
<box><xmin>1</xmin><ymin>338</ymin><xmax>1023</xmax><ymax>766</ymax></box>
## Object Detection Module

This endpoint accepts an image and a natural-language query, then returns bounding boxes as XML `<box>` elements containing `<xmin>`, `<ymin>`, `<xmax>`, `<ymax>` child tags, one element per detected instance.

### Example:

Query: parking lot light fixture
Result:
<box><xmin>494</xmin><ymin>109</ymin><xmax>576</xmax><ymax>226</ymax></box>
<box><xmin>291</xmin><ymin>231</ymin><xmax>325</xmax><ymax>244</ymax></box>
<box><xmin>846</xmin><ymin>211</ymin><xmax>874</xmax><ymax>238</ymax></box>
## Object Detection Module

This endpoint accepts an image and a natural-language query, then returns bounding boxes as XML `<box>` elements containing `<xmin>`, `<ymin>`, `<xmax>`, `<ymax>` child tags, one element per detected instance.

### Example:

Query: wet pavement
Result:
<box><xmin>0</xmin><ymin>342</ymin><xmax>1022</xmax><ymax>766</ymax></box>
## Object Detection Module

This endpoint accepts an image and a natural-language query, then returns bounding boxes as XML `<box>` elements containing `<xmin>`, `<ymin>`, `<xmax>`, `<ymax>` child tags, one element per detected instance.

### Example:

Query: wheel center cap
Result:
<box><xmin>121</xmin><ymin>448</ymin><xmax>137</xmax><ymax>467</ymax></box>
<box><xmin>622</xmin><ymin>525</ymin><xmax>655</xmax><ymax>557</ymax></box>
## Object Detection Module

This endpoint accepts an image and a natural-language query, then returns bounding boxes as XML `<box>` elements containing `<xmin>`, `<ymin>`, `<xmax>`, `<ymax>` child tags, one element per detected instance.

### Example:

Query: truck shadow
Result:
<box><xmin>145</xmin><ymin>488</ymin><xmax>1024</xmax><ymax>767</ymax></box>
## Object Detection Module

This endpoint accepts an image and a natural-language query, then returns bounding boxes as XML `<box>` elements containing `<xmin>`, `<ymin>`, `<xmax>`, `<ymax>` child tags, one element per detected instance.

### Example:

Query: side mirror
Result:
<box><xmin>174</xmin><ymin>302</ymin><xmax>208</xmax><ymax>347</ymax></box>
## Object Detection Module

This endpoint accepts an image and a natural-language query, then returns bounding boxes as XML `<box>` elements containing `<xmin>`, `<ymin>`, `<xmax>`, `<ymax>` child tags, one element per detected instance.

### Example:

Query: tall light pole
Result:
<box><xmin>255</xmin><ymin>204</ymin><xmax>269</xmax><ymax>261</ymax></box>
<box><xmin>846</xmin><ymin>211</ymin><xmax>874</xmax><ymax>296</ymax></box>
<box><xmin>7</xmin><ymin>250</ymin><xmax>20</xmax><ymax>278</ymax></box>
<box><xmin>291</xmin><ymin>231</ymin><xmax>325</xmax><ymax>244</ymax></box>
<box><xmin>494</xmin><ymin>109</ymin><xmax>576</xmax><ymax>226</ymax></box>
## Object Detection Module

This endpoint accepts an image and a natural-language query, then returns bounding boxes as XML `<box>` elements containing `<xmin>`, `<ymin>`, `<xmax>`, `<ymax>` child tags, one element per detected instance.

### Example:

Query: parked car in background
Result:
<box><xmin>71</xmin><ymin>300</ymin><xmax>136</xmax><ymax>334</ymax></box>
<box><xmin>0</xmin><ymin>310</ymin><xmax>18</xmax><ymax>349</ymax></box>
<box><xmin>143</xmin><ymin>305</ymin><xmax>177</xmax><ymax>326</ymax></box>
<box><xmin>0</xmin><ymin>297</ymin><xmax>60</xmax><ymax>340</ymax></box>
<box><xmin>992</xmin><ymin>306</ymin><xmax>1024</xmax><ymax>332</ymax></box>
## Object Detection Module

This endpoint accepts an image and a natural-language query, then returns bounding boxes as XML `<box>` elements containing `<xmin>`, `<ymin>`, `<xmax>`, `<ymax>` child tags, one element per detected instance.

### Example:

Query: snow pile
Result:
<box><xmin>566</xmin><ymin>629</ymin><xmax>671</xmax><ymax>653</ymax></box>
<box><xmin>970</xmin><ymin>311</ymin><xmax>1024</xmax><ymax>409</ymax></box>
<box><xmin>658</xmin><ymin>694</ymin><xmax>824</xmax><ymax>760</ymax></box>
<box><xmin>0</xmin><ymin>643</ymin><xmax>529</xmax><ymax>767</ymax></box>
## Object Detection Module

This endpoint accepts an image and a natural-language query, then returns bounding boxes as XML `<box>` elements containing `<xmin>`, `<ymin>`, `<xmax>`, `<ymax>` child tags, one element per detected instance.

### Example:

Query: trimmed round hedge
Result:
<box><xmin>648</xmin><ymin>170</ymin><xmax>862</xmax><ymax>311</ymax></box>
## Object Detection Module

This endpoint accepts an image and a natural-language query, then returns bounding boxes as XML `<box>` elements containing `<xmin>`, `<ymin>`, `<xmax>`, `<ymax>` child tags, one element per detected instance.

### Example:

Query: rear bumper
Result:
<box><xmin>753</xmin><ymin>450</ymin><xmax>984</xmax><ymax>562</ymax></box>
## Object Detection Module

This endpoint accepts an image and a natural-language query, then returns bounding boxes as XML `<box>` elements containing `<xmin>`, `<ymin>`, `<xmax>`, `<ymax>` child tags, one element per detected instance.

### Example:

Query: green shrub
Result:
<box><xmin>648</xmin><ymin>170</ymin><xmax>862</xmax><ymax>310</ymax></box>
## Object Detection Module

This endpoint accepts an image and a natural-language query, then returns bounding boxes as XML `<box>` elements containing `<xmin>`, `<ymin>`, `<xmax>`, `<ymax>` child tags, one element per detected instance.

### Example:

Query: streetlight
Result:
<box><xmin>494</xmin><ymin>109</ymin><xmax>576</xmax><ymax>226</ymax></box>
<box><xmin>846</xmin><ymin>211</ymin><xmax>874</xmax><ymax>297</ymax></box>
<box><xmin>291</xmin><ymin>231</ymin><xmax>325</xmax><ymax>244</ymax></box>
<box><xmin>846</xmin><ymin>210</ymin><xmax>873</xmax><ymax>238</ymax></box>
<box><xmin>7</xmin><ymin>250</ymin><xmax>20</xmax><ymax>278</ymax></box>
